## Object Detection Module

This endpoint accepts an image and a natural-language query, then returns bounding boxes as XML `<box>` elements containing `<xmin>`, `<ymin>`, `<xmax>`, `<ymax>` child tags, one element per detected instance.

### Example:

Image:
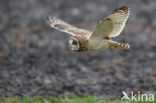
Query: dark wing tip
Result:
<box><xmin>114</xmin><ymin>5</ymin><xmax>129</xmax><ymax>13</ymax></box>
<box><xmin>46</xmin><ymin>16</ymin><xmax>57</xmax><ymax>23</ymax></box>
<box><xmin>54</xmin><ymin>24</ymin><xmax>66</xmax><ymax>30</ymax></box>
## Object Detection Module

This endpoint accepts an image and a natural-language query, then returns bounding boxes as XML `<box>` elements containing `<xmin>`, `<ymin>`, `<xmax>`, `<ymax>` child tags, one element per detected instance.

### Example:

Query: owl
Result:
<box><xmin>47</xmin><ymin>6</ymin><xmax>130</xmax><ymax>52</ymax></box>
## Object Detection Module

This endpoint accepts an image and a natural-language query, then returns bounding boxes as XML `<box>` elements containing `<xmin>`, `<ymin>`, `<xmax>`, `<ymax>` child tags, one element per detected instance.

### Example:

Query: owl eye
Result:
<box><xmin>72</xmin><ymin>41</ymin><xmax>77</xmax><ymax>45</ymax></box>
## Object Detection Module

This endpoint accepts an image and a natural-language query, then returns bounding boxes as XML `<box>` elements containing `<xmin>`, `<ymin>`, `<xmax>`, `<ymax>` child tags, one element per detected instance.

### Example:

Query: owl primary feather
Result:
<box><xmin>47</xmin><ymin>6</ymin><xmax>130</xmax><ymax>52</ymax></box>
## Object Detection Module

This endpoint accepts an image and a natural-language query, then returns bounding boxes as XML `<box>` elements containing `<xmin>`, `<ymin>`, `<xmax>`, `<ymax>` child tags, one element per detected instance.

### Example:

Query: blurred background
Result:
<box><xmin>0</xmin><ymin>0</ymin><xmax>156</xmax><ymax>99</ymax></box>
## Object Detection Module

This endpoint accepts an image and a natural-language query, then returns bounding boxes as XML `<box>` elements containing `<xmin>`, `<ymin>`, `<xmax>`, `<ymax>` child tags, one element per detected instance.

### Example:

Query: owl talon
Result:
<box><xmin>109</xmin><ymin>42</ymin><xmax>130</xmax><ymax>49</ymax></box>
<box><xmin>119</xmin><ymin>43</ymin><xmax>130</xmax><ymax>49</ymax></box>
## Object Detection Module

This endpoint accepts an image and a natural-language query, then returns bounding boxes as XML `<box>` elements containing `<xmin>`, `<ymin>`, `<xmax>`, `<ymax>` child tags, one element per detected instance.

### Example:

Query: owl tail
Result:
<box><xmin>109</xmin><ymin>41</ymin><xmax>130</xmax><ymax>49</ymax></box>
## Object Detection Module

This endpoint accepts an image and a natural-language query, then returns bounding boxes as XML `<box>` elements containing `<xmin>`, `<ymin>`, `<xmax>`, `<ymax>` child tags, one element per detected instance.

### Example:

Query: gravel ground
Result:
<box><xmin>0</xmin><ymin>0</ymin><xmax>156</xmax><ymax>99</ymax></box>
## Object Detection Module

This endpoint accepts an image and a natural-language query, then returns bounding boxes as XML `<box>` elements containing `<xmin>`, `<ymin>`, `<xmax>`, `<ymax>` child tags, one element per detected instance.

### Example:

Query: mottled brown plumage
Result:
<box><xmin>47</xmin><ymin>6</ymin><xmax>130</xmax><ymax>52</ymax></box>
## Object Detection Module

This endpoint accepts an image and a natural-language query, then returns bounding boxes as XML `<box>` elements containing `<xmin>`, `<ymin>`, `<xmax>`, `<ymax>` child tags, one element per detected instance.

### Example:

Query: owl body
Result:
<box><xmin>69</xmin><ymin>36</ymin><xmax>114</xmax><ymax>51</ymax></box>
<box><xmin>88</xmin><ymin>40</ymin><xmax>110</xmax><ymax>51</ymax></box>
<box><xmin>47</xmin><ymin>6</ymin><xmax>130</xmax><ymax>52</ymax></box>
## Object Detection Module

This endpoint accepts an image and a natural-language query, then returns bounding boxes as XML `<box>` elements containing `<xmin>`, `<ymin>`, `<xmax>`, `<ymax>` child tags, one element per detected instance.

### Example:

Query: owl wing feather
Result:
<box><xmin>47</xmin><ymin>16</ymin><xmax>92</xmax><ymax>36</ymax></box>
<box><xmin>89</xmin><ymin>6</ymin><xmax>130</xmax><ymax>41</ymax></box>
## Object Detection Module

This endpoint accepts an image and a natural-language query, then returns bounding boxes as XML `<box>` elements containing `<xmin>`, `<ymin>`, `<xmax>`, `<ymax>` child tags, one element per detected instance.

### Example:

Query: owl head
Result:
<box><xmin>69</xmin><ymin>37</ymin><xmax>80</xmax><ymax>51</ymax></box>
<box><xmin>69</xmin><ymin>36</ymin><xmax>88</xmax><ymax>51</ymax></box>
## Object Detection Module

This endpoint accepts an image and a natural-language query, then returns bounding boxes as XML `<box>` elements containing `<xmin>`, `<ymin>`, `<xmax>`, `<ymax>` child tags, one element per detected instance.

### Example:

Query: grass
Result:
<box><xmin>0</xmin><ymin>95</ymin><xmax>155</xmax><ymax>103</ymax></box>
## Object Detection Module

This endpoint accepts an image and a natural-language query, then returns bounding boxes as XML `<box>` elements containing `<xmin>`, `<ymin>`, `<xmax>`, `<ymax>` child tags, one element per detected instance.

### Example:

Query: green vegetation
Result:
<box><xmin>0</xmin><ymin>95</ymin><xmax>155</xmax><ymax>103</ymax></box>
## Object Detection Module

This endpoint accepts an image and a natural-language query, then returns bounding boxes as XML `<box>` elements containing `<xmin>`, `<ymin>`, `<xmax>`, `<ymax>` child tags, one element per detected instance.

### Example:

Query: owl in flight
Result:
<box><xmin>47</xmin><ymin>6</ymin><xmax>130</xmax><ymax>52</ymax></box>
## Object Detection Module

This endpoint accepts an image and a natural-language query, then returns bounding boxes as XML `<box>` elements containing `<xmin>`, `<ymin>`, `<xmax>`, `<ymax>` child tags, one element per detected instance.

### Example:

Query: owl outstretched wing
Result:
<box><xmin>89</xmin><ymin>6</ymin><xmax>130</xmax><ymax>41</ymax></box>
<box><xmin>47</xmin><ymin>16</ymin><xmax>92</xmax><ymax>36</ymax></box>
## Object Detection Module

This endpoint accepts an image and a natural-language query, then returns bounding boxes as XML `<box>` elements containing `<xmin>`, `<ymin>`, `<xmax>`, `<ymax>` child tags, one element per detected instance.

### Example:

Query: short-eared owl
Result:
<box><xmin>47</xmin><ymin>6</ymin><xmax>130</xmax><ymax>51</ymax></box>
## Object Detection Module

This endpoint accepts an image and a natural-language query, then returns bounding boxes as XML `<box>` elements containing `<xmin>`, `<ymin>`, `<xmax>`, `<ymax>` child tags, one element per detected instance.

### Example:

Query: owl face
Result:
<box><xmin>69</xmin><ymin>37</ymin><xmax>80</xmax><ymax>51</ymax></box>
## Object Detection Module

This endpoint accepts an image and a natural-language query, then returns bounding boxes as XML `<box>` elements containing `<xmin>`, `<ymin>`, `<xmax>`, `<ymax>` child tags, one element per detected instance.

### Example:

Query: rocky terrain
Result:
<box><xmin>0</xmin><ymin>0</ymin><xmax>156</xmax><ymax>99</ymax></box>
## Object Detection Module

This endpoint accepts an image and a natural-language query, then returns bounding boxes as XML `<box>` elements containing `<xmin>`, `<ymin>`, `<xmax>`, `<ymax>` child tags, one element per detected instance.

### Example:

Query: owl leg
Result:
<box><xmin>109</xmin><ymin>41</ymin><xmax>130</xmax><ymax>49</ymax></box>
